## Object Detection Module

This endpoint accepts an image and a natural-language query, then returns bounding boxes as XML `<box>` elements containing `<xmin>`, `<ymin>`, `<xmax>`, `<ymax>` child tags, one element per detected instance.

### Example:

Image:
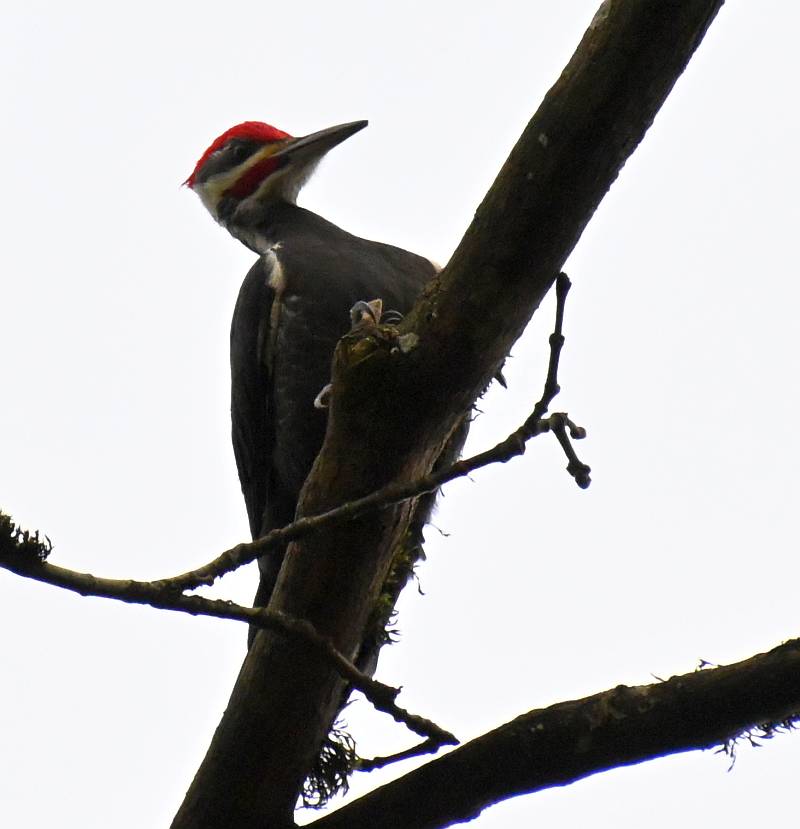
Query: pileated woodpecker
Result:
<box><xmin>185</xmin><ymin>120</ymin><xmax>446</xmax><ymax>637</ymax></box>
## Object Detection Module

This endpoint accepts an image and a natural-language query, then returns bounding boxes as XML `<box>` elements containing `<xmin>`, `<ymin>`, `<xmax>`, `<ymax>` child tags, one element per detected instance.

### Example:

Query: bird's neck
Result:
<box><xmin>221</xmin><ymin>199</ymin><xmax>297</xmax><ymax>255</ymax></box>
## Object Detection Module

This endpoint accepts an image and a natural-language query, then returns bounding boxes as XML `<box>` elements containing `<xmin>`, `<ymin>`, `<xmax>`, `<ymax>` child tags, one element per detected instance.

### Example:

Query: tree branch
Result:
<box><xmin>159</xmin><ymin>406</ymin><xmax>580</xmax><ymax>593</ymax></box>
<box><xmin>0</xmin><ymin>526</ymin><xmax>454</xmax><ymax>748</ymax></box>
<box><xmin>313</xmin><ymin>639</ymin><xmax>800</xmax><ymax>829</ymax></box>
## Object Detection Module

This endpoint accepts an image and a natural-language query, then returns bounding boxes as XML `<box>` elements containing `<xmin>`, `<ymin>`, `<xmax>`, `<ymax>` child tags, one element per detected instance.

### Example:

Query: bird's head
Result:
<box><xmin>185</xmin><ymin>119</ymin><xmax>367</xmax><ymax>226</ymax></box>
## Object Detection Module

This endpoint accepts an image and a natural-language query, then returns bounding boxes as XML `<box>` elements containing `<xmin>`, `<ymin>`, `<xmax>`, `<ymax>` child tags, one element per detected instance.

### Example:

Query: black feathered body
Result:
<box><xmin>229</xmin><ymin>203</ymin><xmax>439</xmax><ymax>614</ymax></box>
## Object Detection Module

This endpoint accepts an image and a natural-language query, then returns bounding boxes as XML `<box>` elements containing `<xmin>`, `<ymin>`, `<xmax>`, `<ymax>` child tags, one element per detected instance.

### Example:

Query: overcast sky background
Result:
<box><xmin>2</xmin><ymin>2</ymin><xmax>799</xmax><ymax>827</ymax></box>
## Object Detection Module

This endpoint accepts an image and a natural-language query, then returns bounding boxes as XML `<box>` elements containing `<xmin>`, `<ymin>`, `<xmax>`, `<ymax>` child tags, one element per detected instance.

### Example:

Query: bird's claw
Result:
<box><xmin>314</xmin><ymin>383</ymin><xmax>332</xmax><ymax>409</ymax></box>
<box><xmin>381</xmin><ymin>308</ymin><xmax>404</xmax><ymax>325</ymax></box>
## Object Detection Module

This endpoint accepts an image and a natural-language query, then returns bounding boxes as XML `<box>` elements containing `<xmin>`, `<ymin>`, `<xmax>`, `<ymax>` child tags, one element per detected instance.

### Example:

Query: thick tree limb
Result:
<box><xmin>312</xmin><ymin>638</ymin><xmax>800</xmax><ymax>829</ymax></box>
<box><xmin>171</xmin><ymin>2</ymin><xmax>726</xmax><ymax>827</ymax></box>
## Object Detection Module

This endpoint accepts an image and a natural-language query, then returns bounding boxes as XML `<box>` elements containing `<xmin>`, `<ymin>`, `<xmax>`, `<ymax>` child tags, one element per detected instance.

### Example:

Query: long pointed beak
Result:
<box><xmin>275</xmin><ymin>120</ymin><xmax>368</xmax><ymax>162</ymax></box>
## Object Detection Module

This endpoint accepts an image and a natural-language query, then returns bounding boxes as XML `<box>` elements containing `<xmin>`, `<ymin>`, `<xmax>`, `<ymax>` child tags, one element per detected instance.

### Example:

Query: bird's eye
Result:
<box><xmin>227</xmin><ymin>140</ymin><xmax>258</xmax><ymax>165</ymax></box>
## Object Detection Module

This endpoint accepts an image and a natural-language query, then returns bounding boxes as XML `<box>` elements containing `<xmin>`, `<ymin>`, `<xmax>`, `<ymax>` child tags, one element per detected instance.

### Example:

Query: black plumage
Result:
<box><xmin>229</xmin><ymin>204</ymin><xmax>439</xmax><ymax>616</ymax></box>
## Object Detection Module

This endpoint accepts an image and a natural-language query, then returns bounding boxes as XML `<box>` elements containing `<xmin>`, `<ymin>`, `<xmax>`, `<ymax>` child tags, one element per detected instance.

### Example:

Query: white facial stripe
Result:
<box><xmin>200</xmin><ymin>143</ymin><xmax>283</xmax><ymax>207</ymax></box>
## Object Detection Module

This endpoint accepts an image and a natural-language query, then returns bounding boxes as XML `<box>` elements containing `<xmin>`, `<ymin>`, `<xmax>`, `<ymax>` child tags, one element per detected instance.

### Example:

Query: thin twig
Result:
<box><xmin>527</xmin><ymin>271</ymin><xmax>571</xmax><ymax>424</ymax></box>
<box><xmin>0</xmin><ymin>550</ymin><xmax>453</xmax><ymax>746</ymax></box>
<box><xmin>356</xmin><ymin>737</ymin><xmax>445</xmax><ymax>773</ymax></box>
<box><xmin>549</xmin><ymin>413</ymin><xmax>591</xmax><ymax>488</ymax></box>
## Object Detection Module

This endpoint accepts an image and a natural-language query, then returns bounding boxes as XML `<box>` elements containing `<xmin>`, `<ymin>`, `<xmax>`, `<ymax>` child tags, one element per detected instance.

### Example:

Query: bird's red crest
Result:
<box><xmin>184</xmin><ymin>121</ymin><xmax>292</xmax><ymax>187</ymax></box>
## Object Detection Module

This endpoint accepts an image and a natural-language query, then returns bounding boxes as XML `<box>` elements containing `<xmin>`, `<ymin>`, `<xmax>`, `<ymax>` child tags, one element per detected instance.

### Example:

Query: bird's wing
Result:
<box><xmin>230</xmin><ymin>254</ymin><xmax>278</xmax><ymax>541</ymax></box>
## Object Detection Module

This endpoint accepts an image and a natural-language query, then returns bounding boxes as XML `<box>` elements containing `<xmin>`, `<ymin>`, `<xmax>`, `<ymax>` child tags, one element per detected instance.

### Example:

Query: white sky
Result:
<box><xmin>2</xmin><ymin>2</ymin><xmax>799</xmax><ymax>827</ymax></box>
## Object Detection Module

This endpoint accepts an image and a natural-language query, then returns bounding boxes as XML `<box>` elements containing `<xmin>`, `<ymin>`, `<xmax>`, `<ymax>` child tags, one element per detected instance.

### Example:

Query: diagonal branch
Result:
<box><xmin>161</xmin><ymin>410</ymin><xmax>583</xmax><ymax>592</ymax></box>
<box><xmin>312</xmin><ymin>638</ymin><xmax>800</xmax><ymax>829</ymax></box>
<box><xmin>0</xmin><ymin>537</ymin><xmax>453</xmax><ymax>747</ymax></box>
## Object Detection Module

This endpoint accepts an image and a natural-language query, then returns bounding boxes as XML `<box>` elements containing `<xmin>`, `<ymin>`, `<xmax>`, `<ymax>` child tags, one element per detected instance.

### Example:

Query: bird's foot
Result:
<box><xmin>350</xmin><ymin>299</ymin><xmax>405</xmax><ymax>330</ymax></box>
<box><xmin>350</xmin><ymin>298</ymin><xmax>383</xmax><ymax>328</ymax></box>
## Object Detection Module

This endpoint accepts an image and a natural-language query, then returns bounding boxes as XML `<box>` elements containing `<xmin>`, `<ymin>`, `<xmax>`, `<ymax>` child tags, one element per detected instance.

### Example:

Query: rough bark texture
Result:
<box><xmin>314</xmin><ymin>639</ymin><xmax>800</xmax><ymax>829</ymax></box>
<box><xmin>171</xmin><ymin>1</ymin><xmax>725</xmax><ymax>827</ymax></box>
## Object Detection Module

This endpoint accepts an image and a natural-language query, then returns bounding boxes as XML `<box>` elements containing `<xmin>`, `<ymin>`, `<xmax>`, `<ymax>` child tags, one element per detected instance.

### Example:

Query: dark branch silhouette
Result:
<box><xmin>313</xmin><ymin>639</ymin><xmax>800</xmax><ymax>829</ymax></box>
